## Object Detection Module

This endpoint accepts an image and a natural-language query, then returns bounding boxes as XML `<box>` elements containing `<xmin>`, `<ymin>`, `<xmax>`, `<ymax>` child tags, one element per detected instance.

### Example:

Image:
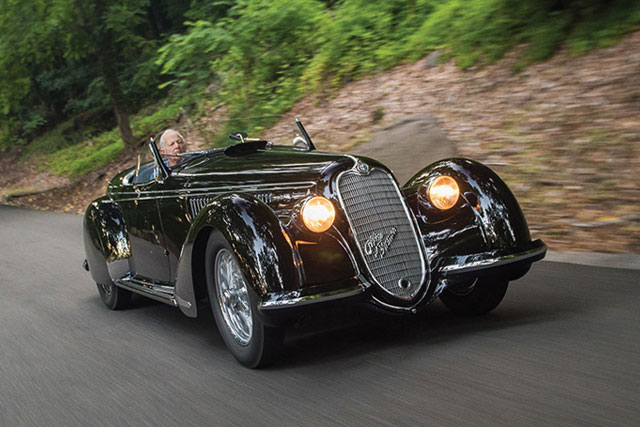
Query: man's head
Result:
<box><xmin>158</xmin><ymin>129</ymin><xmax>186</xmax><ymax>166</ymax></box>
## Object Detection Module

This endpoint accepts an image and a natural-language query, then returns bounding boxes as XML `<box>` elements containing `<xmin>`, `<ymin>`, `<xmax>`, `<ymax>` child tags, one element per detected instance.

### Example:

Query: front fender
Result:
<box><xmin>83</xmin><ymin>197</ymin><xmax>131</xmax><ymax>285</ymax></box>
<box><xmin>174</xmin><ymin>193</ymin><xmax>300</xmax><ymax>318</ymax></box>
<box><xmin>403</xmin><ymin>158</ymin><xmax>532</xmax><ymax>267</ymax></box>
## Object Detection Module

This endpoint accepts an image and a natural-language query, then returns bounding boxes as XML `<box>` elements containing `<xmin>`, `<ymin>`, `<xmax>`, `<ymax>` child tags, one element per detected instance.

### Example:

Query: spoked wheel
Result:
<box><xmin>440</xmin><ymin>277</ymin><xmax>509</xmax><ymax>315</ymax></box>
<box><xmin>205</xmin><ymin>232</ymin><xmax>283</xmax><ymax>368</ymax></box>
<box><xmin>215</xmin><ymin>249</ymin><xmax>254</xmax><ymax>345</ymax></box>
<box><xmin>96</xmin><ymin>281</ymin><xmax>131</xmax><ymax>310</ymax></box>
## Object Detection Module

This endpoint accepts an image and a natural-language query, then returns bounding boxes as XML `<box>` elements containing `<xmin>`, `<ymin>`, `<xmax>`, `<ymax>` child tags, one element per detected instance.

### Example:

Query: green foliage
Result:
<box><xmin>157</xmin><ymin>0</ymin><xmax>640</xmax><ymax>144</ymax></box>
<box><xmin>20</xmin><ymin>108</ymin><xmax>113</xmax><ymax>159</ymax></box>
<box><xmin>407</xmin><ymin>0</ymin><xmax>640</xmax><ymax>69</ymax></box>
<box><xmin>158</xmin><ymin>0</ymin><xmax>330</xmax><ymax>137</ymax></box>
<box><xmin>27</xmin><ymin>93</ymin><xmax>195</xmax><ymax>178</ymax></box>
<box><xmin>302</xmin><ymin>0</ymin><xmax>435</xmax><ymax>89</ymax></box>
<box><xmin>22</xmin><ymin>120</ymin><xmax>82</xmax><ymax>159</ymax></box>
<box><xmin>4</xmin><ymin>0</ymin><xmax>640</xmax><ymax>172</ymax></box>
<box><xmin>407</xmin><ymin>0</ymin><xmax>519</xmax><ymax>68</ymax></box>
<box><xmin>217</xmin><ymin>0</ymin><xmax>326</xmax><ymax>117</ymax></box>
<box><xmin>156</xmin><ymin>20</ymin><xmax>232</xmax><ymax>90</ymax></box>
<box><xmin>184</xmin><ymin>0</ymin><xmax>236</xmax><ymax>22</ymax></box>
<box><xmin>567</xmin><ymin>0</ymin><xmax>640</xmax><ymax>54</ymax></box>
<box><xmin>45</xmin><ymin>131</ymin><xmax>124</xmax><ymax>179</ymax></box>
<box><xmin>132</xmin><ymin>94</ymin><xmax>197</xmax><ymax>138</ymax></box>
<box><xmin>0</xmin><ymin>0</ymin><xmax>63</xmax><ymax>122</ymax></box>
<box><xmin>0</xmin><ymin>0</ymin><xmax>198</xmax><ymax>151</ymax></box>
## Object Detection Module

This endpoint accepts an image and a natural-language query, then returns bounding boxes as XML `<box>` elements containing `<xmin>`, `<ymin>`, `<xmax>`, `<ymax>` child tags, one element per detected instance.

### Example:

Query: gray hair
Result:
<box><xmin>159</xmin><ymin>129</ymin><xmax>185</xmax><ymax>149</ymax></box>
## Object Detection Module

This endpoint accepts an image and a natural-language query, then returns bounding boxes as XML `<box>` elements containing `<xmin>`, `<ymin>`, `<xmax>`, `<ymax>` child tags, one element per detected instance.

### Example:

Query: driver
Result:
<box><xmin>158</xmin><ymin>129</ymin><xmax>187</xmax><ymax>167</ymax></box>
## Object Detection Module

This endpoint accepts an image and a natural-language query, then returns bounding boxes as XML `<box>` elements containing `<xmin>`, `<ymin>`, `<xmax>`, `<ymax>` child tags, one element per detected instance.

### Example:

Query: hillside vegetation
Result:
<box><xmin>1</xmin><ymin>0</ymin><xmax>640</xmax><ymax>179</ymax></box>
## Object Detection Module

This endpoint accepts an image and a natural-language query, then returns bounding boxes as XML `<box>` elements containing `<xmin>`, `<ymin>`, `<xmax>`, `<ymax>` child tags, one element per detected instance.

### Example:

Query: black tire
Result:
<box><xmin>205</xmin><ymin>231</ymin><xmax>283</xmax><ymax>368</ymax></box>
<box><xmin>440</xmin><ymin>277</ymin><xmax>509</xmax><ymax>315</ymax></box>
<box><xmin>96</xmin><ymin>281</ymin><xmax>132</xmax><ymax>310</ymax></box>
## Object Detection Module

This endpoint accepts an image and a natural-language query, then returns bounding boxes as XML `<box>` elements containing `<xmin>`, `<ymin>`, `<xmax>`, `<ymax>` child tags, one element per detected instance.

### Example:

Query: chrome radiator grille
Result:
<box><xmin>338</xmin><ymin>169</ymin><xmax>426</xmax><ymax>299</ymax></box>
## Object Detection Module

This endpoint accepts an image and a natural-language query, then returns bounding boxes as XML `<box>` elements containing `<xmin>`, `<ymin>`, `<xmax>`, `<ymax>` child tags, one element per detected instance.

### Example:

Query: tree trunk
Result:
<box><xmin>147</xmin><ymin>0</ymin><xmax>166</xmax><ymax>38</ymax></box>
<box><xmin>96</xmin><ymin>9</ymin><xmax>136</xmax><ymax>151</ymax></box>
<box><xmin>101</xmin><ymin>59</ymin><xmax>136</xmax><ymax>150</ymax></box>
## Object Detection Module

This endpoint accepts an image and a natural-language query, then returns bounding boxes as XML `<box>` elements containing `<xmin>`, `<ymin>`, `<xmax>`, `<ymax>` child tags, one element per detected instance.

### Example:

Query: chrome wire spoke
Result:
<box><xmin>218</xmin><ymin>264</ymin><xmax>230</xmax><ymax>287</ymax></box>
<box><xmin>238</xmin><ymin>297</ymin><xmax>251</xmax><ymax>312</ymax></box>
<box><xmin>237</xmin><ymin>310</ymin><xmax>251</xmax><ymax>333</ymax></box>
<box><xmin>215</xmin><ymin>248</ymin><xmax>253</xmax><ymax>346</ymax></box>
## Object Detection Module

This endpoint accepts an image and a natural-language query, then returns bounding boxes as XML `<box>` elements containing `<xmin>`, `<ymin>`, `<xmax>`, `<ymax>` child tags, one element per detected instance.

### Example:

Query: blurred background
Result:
<box><xmin>0</xmin><ymin>0</ymin><xmax>638</xmax><ymax>253</ymax></box>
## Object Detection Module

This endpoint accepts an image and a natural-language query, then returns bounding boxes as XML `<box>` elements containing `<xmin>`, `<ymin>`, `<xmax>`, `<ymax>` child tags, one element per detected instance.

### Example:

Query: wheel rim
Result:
<box><xmin>98</xmin><ymin>282</ymin><xmax>113</xmax><ymax>298</ymax></box>
<box><xmin>215</xmin><ymin>249</ymin><xmax>253</xmax><ymax>346</ymax></box>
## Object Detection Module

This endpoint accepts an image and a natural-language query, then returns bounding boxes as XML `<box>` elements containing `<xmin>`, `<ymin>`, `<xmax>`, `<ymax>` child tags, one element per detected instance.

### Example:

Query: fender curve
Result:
<box><xmin>403</xmin><ymin>158</ymin><xmax>532</xmax><ymax>265</ymax></box>
<box><xmin>83</xmin><ymin>197</ymin><xmax>132</xmax><ymax>285</ymax></box>
<box><xmin>174</xmin><ymin>193</ymin><xmax>300</xmax><ymax>318</ymax></box>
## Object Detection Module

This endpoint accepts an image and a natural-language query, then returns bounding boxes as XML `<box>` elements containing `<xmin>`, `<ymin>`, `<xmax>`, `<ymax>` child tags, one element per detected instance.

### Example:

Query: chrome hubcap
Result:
<box><xmin>215</xmin><ymin>249</ymin><xmax>253</xmax><ymax>346</ymax></box>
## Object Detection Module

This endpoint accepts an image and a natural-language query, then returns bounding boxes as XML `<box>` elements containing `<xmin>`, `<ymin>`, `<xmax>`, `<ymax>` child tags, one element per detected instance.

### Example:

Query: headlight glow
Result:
<box><xmin>301</xmin><ymin>196</ymin><xmax>336</xmax><ymax>233</ymax></box>
<box><xmin>428</xmin><ymin>175</ymin><xmax>460</xmax><ymax>210</ymax></box>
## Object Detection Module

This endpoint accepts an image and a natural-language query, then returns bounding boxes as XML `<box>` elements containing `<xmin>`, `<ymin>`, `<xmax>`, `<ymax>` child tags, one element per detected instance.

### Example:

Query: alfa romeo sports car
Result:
<box><xmin>83</xmin><ymin>120</ymin><xmax>546</xmax><ymax>367</ymax></box>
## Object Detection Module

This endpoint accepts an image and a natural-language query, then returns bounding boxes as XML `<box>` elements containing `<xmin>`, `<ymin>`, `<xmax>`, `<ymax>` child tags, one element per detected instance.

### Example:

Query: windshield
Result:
<box><xmin>146</xmin><ymin>120</ymin><xmax>315</xmax><ymax>177</ymax></box>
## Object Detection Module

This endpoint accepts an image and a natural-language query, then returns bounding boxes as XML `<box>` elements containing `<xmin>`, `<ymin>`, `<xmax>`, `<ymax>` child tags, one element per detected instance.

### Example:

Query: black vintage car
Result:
<box><xmin>83</xmin><ymin>121</ymin><xmax>546</xmax><ymax>367</ymax></box>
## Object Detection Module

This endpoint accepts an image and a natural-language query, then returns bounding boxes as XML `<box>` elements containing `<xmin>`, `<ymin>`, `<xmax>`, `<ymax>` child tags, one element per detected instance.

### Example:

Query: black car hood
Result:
<box><xmin>107</xmin><ymin>147</ymin><xmax>391</xmax><ymax>197</ymax></box>
<box><xmin>174</xmin><ymin>148</ymin><xmax>364</xmax><ymax>187</ymax></box>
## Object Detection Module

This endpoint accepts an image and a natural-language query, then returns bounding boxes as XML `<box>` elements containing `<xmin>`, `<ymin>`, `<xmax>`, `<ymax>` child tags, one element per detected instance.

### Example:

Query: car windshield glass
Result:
<box><xmin>270</xmin><ymin>121</ymin><xmax>314</xmax><ymax>150</ymax></box>
<box><xmin>151</xmin><ymin>120</ymin><xmax>315</xmax><ymax>169</ymax></box>
<box><xmin>161</xmin><ymin>148</ymin><xmax>222</xmax><ymax>171</ymax></box>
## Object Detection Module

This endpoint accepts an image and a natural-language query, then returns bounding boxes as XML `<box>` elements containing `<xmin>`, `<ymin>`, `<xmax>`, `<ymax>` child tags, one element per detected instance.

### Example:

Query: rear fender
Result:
<box><xmin>83</xmin><ymin>197</ymin><xmax>131</xmax><ymax>285</ymax></box>
<box><xmin>174</xmin><ymin>194</ymin><xmax>300</xmax><ymax>318</ymax></box>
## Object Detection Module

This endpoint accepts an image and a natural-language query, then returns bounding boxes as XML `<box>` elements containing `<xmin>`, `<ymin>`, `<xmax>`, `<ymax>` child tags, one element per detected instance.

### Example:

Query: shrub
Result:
<box><xmin>302</xmin><ymin>0</ymin><xmax>435</xmax><ymax>90</ymax></box>
<box><xmin>45</xmin><ymin>131</ymin><xmax>123</xmax><ymax>179</ymax></box>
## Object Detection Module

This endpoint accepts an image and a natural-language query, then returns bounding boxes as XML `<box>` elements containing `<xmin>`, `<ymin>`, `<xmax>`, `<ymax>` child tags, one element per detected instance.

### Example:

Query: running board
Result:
<box><xmin>116</xmin><ymin>275</ymin><xmax>177</xmax><ymax>307</ymax></box>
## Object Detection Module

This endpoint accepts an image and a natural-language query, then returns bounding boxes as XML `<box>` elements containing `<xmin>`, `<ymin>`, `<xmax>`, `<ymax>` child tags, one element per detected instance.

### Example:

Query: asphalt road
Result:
<box><xmin>1</xmin><ymin>205</ymin><xmax>639</xmax><ymax>426</ymax></box>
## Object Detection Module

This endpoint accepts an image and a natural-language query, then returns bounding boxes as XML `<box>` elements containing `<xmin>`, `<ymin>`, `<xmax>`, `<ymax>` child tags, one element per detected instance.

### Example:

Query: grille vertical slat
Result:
<box><xmin>338</xmin><ymin>169</ymin><xmax>426</xmax><ymax>299</ymax></box>
<box><xmin>189</xmin><ymin>196</ymin><xmax>215</xmax><ymax>218</ymax></box>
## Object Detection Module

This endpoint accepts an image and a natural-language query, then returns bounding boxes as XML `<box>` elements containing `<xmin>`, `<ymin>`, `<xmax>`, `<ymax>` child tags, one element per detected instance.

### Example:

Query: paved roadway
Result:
<box><xmin>1</xmin><ymin>205</ymin><xmax>639</xmax><ymax>426</ymax></box>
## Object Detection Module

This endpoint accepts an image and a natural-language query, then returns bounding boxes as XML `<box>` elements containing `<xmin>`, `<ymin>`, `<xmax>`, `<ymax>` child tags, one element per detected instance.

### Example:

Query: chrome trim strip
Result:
<box><xmin>116</xmin><ymin>276</ymin><xmax>177</xmax><ymax>306</ymax></box>
<box><xmin>174</xmin><ymin>166</ymin><xmax>330</xmax><ymax>177</ymax></box>
<box><xmin>112</xmin><ymin>184</ymin><xmax>315</xmax><ymax>203</ymax></box>
<box><xmin>112</xmin><ymin>195</ymin><xmax>193</xmax><ymax>202</ymax></box>
<box><xmin>113</xmin><ymin>182</ymin><xmax>316</xmax><ymax>197</ymax></box>
<box><xmin>336</xmin><ymin>167</ymin><xmax>430</xmax><ymax>300</ymax></box>
<box><xmin>258</xmin><ymin>284</ymin><xmax>364</xmax><ymax>310</ymax></box>
<box><xmin>440</xmin><ymin>244</ymin><xmax>547</xmax><ymax>275</ymax></box>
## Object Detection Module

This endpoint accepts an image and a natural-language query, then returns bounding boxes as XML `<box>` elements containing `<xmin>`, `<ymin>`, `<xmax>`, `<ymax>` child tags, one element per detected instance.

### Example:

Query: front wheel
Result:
<box><xmin>440</xmin><ymin>277</ymin><xmax>509</xmax><ymax>315</ymax></box>
<box><xmin>205</xmin><ymin>232</ymin><xmax>283</xmax><ymax>368</ymax></box>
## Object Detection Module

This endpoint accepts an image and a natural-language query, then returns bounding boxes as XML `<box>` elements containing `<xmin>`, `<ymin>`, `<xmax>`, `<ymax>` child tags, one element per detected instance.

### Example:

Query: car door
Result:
<box><xmin>120</xmin><ymin>162</ymin><xmax>172</xmax><ymax>284</ymax></box>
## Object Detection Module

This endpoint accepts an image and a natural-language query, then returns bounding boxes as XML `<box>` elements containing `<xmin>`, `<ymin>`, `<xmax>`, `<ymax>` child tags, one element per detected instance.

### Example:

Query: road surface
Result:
<box><xmin>1</xmin><ymin>205</ymin><xmax>638</xmax><ymax>426</ymax></box>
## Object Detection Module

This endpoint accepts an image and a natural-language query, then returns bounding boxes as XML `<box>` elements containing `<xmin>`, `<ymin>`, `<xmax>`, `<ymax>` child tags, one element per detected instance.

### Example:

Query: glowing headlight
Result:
<box><xmin>428</xmin><ymin>175</ymin><xmax>459</xmax><ymax>210</ymax></box>
<box><xmin>301</xmin><ymin>196</ymin><xmax>336</xmax><ymax>233</ymax></box>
